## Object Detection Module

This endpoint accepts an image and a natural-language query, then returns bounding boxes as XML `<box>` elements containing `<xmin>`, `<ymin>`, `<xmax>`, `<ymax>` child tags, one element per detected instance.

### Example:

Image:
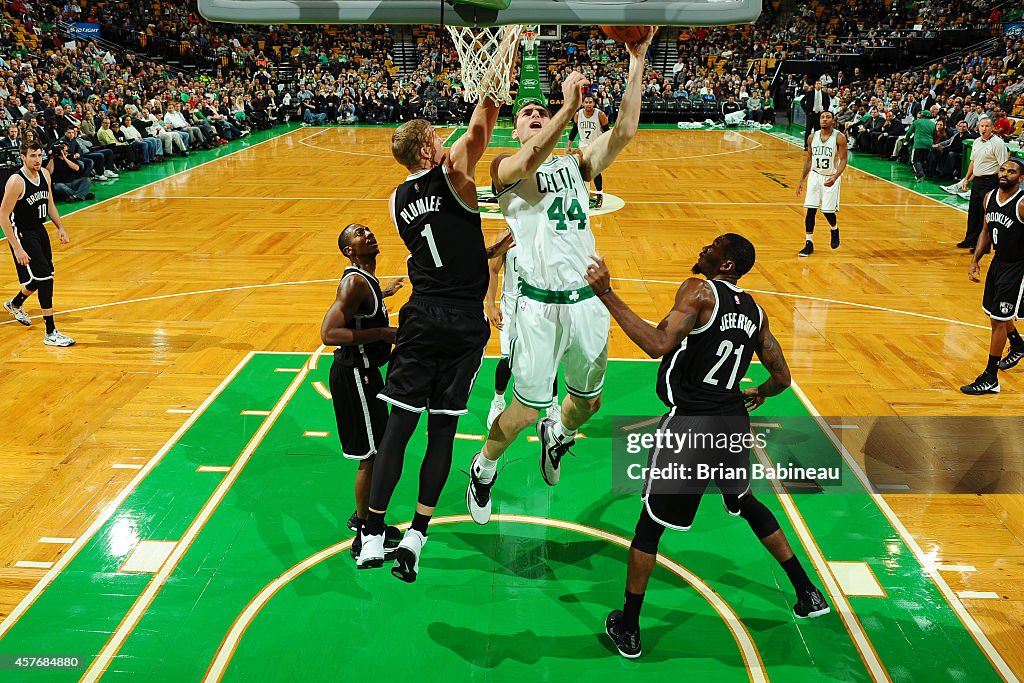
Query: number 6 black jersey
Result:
<box><xmin>391</xmin><ymin>163</ymin><xmax>488</xmax><ymax>303</ymax></box>
<box><xmin>985</xmin><ymin>187</ymin><xmax>1024</xmax><ymax>262</ymax></box>
<box><xmin>657</xmin><ymin>279</ymin><xmax>764</xmax><ymax>415</ymax></box>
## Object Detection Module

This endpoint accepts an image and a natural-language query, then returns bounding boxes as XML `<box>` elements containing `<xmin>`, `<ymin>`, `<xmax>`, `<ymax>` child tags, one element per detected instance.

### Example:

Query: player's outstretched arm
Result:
<box><xmin>449</xmin><ymin>29</ymin><xmax>519</xmax><ymax>183</ymax></box>
<box><xmin>320</xmin><ymin>276</ymin><xmax>396</xmax><ymax>346</ymax></box>
<box><xmin>743</xmin><ymin>313</ymin><xmax>791</xmax><ymax>412</ymax></box>
<box><xmin>585</xmin><ymin>256</ymin><xmax>711</xmax><ymax>358</ymax></box>
<box><xmin>577</xmin><ymin>29</ymin><xmax>656</xmax><ymax>181</ymax></box>
<box><xmin>493</xmin><ymin>72</ymin><xmax>588</xmax><ymax>190</ymax></box>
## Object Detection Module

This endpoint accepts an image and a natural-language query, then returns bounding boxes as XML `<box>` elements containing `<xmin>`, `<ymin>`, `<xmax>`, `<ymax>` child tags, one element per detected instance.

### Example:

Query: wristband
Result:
<box><xmin>596</xmin><ymin>287</ymin><xmax>613</xmax><ymax>298</ymax></box>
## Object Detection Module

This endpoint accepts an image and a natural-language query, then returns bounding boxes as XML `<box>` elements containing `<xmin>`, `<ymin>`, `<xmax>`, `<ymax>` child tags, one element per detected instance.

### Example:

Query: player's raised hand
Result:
<box><xmin>624</xmin><ymin>27</ymin><xmax>658</xmax><ymax>61</ymax></box>
<box><xmin>968</xmin><ymin>261</ymin><xmax>981</xmax><ymax>283</ymax></box>
<box><xmin>585</xmin><ymin>255</ymin><xmax>611</xmax><ymax>293</ymax></box>
<box><xmin>383</xmin><ymin>277</ymin><xmax>405</xmax><ymax>297</ymax></box>
<box><xmin>561</xmin><ymin>72</ymin><xmax>590</xmax><ymax>112</ymax></box>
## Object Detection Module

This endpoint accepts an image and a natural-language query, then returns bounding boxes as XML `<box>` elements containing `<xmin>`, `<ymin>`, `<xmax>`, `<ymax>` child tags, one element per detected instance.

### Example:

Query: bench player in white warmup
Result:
<box><xmin>466</xmin><ymin>29</ymin><xmax>657</xmax><ymax>524</ymax></box>
<box><xmin>795</xmin><ymin>110</ymin><xmax>847</xmax><ymax>257</ymax></box>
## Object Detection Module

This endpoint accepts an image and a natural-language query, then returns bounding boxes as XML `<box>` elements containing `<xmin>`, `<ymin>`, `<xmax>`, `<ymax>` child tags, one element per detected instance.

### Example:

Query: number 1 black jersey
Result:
<box><xmin>392</xmin><ymin>163</ymin><xmax>488</xmax><ymax>303</ymax></box>
<box><xmin>657</xmin><ymin>279</ymin><xmax>764</xmax><ymax>415</ymax></box>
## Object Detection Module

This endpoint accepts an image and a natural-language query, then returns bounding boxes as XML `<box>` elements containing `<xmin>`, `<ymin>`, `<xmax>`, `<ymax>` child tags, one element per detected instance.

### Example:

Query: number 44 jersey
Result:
<box><xmin>657</xmin><ymin>280</ymin><xmax>764</xmax><ymax>415</ymax></box>
<box><xmin>392</xmin><ymin>163</ymin><xmax>489</xmax><ymax>304</ymax></box>
<box><xmin>496</xmin><ymin>154</ymin><xmax>594</xmax><ymax>291</ymax></box>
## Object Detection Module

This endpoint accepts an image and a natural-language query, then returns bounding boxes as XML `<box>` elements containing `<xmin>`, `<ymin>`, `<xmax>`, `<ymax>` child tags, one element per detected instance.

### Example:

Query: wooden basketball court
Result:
<box><xmin>0</xmin><ymin>125</ymin><xmax>1021</xmax><ymax>679</ymax></box>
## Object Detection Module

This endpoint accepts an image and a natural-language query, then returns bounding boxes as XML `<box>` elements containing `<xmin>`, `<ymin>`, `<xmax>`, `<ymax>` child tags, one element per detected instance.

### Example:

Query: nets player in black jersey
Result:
<box><xmin>585</xmin><ymin>234</ymin><xmax>829</xmax><ymax>659</ymax></box>
<box><xmin>962</xmin><ymin>158</ymin><xmax>1024</xmax><ymax>395</ymax></box>
<box><xmin>320</xmin><ymin>223</ymin><xmax>406</xmax><ymax>561</ymax></box>
<box><xmin>358</xmin><ymin>52</ymin><xmax>515</xmax><ymax>581</ymax></box>
<box><xmin>1</xmin><ymin>140</ymin><xmax>74</xmax><ymax>346</ymax></box>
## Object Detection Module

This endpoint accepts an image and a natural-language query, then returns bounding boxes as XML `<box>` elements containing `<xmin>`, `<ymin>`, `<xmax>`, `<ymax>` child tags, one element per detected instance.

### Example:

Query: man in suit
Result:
<box><xmin>800</xmin><ymin>81</ymin><xmax>830</xmax><ymax>149</ymax></box>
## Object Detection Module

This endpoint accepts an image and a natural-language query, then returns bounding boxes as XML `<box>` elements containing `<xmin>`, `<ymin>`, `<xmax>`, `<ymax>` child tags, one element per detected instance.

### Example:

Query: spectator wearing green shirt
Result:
<box><xmin>904</xmin><ymin>109</ymin><xmax>937</xmax><ymax>180</ymax></box>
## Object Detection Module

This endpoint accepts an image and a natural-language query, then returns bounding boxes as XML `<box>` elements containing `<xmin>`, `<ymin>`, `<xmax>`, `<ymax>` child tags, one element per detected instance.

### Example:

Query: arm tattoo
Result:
<box><xmin>760</xmin><ymin>333</ymin><xmax>788</xmax><ymax>375</ymax></box>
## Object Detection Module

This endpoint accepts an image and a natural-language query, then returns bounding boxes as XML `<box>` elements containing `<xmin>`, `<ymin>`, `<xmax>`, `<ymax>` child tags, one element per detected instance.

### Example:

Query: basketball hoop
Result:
<box><xmin>445</xmin><ymin>24</ymin><xmax>524</xmax><ymax>105</ymax></box>
<box><xmin>522</xmin><ymin>25</ymin><xmax>538</xmax><ymax>54</ymax></box>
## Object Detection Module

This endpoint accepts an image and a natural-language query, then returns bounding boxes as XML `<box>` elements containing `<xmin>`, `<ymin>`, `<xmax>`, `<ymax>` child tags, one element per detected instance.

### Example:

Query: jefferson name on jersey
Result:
<box><xmin>718</xmin><ymin>310</ymin><xmax>758</xmax><ymax>337</ymax></box>
<box><xmin>398</xmin><ymin>195</ymin><xmax>443</xmax><ymax>225</ymax></box>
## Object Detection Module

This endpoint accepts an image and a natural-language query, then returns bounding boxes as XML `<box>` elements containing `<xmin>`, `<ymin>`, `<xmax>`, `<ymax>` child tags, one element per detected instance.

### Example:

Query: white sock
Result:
<box><xmin>474</xmin><ymin>454</ymin><xmax>497</xmax><ymax>482</ymax></box>
<box><xmin>805</xmin><ymin>233</ymin><xmax>814</xmax><ymax>243</ymax></box>
<box><xmin>830</xmin><ymin>225</ymin><xmax>839</xmax><ymax>231</ymax></box>
<box><xmin>555</xmin><ymin>421</ymin><xmax>577</xmax><ymax>441</ymax></box>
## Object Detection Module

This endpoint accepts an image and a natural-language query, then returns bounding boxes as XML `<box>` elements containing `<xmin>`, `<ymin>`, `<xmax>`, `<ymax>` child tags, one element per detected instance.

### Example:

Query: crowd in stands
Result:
<box><xmin>1</xmin><ymin>0</ymin><xmax>1021</xmax><ymax>204</ymax></box>
<box><xmin>794</xmin><ymin>28</ymin><xmax>1024</xmax><ymax>182</ymax></box>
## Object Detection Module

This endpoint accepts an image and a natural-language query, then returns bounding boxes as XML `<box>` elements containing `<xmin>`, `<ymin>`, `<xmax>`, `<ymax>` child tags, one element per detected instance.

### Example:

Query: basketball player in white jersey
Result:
<box><xmin>466</xmin><ymin>29</ymin><xmax>657</xmax><ymax>525</ymax></box>
<box><xmin>568</xmin><ymin>95</ymin><xmax>610</xmax><ymax>208</ymax></box>
<box><xmin>795</xmin><ymin>110</ymin><xmax>847</xmax><ymax>257</ymax></box>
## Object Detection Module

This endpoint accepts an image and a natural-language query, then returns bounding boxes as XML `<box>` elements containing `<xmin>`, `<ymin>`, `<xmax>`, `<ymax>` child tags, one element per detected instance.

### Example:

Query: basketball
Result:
<box><xmin>600</xmin><ymin>25</ymin><xmax>654</xmax><ymax>44</ymax></box>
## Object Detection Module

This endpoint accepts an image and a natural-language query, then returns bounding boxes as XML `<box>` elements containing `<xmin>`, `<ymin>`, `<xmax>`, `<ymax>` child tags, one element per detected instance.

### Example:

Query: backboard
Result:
<box><xmin>197</xmin><ymin>0</ymin><xmax>763</xmax><ymax>27</ymax></box>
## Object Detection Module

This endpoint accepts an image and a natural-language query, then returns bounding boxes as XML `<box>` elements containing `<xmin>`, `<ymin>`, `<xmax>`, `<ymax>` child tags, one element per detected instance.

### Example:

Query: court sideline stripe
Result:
<box><xmin>80</xmin><ymin>346</ymin><xmax>325</xmax><ymax>682</ymax></box>
<box><xmin>0</xmin><ymin>127</ymin><xmax>302</xmax><ymax>243</ymax></box>
<box><xmin>753</xmin><ymin>444</ymin><xmax>890</xmax><ymax>682</ymax></box>
<box><xmin>789</xmin><ymin>380</ymin><xmax>1019</xmax><ymax>682</ymax></box>
<box><xmin>0</xmin><ymin>352</ymin><xmax>258</xmax><ymax>640</ymax></box>
<box><xmin>202</xmin><ymin>514</ymin><xmax>769</xmax><ymax>683</ymax></box>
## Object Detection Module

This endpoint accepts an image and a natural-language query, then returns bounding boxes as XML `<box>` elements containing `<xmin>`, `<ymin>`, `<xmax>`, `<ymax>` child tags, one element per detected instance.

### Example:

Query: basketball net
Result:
<box><xmin>445</xmin><ymin>24</ymin><xmax>525</xmax><ymax>104</ymax></box>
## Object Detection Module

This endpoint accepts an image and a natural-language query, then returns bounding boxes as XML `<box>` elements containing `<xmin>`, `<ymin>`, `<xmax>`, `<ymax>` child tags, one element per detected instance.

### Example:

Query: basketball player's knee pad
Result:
<box><xmin>823</xmin><ymin>212</ymin><xmax>837</xmax><ymax>227</ymax></box>
<box><xmin>24</xmin><ymin>280</ymin><xmax>39</xmax><ymax>293</ymax></box>
<box><xmin>630</xmin><ymin>508</ymin><xmax>666</xmax><ymax>555</ymax></box>
<box><xmin>36</xmin><ymin>279</ymin><xmax>54</xmax><ymax>309</ymax></box>
<box><xmin>738</xmin><ymin>494</ymin><xmax>780</xmax><ymax>540</ymax></box>
<box><xmin>805</xmin><ymin>208</ymin><xmax>816</xmax><ymax>232</ymax></box>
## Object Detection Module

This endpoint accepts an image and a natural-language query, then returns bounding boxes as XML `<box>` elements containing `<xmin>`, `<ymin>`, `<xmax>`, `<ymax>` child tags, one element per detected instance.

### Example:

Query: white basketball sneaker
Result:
<box><xmin>391</xmin><ymin>529</ymin><xmax>427</xmax><ymax>583</ymax></box>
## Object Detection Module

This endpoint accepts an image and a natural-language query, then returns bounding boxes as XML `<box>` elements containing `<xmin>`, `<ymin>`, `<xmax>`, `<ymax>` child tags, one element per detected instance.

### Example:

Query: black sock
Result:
<box><xmin>986</xmin><ymin>354</ymin><xmax>1000</xmax><ymax>374</ymax></box>
<box><xmin>43</xmin><ymin>315</ymin><xmax>55</xmax><ymax>334</ymax></box>
<box><xmin>780</xmin><ymin>555</ymin><xmax>814</xmax><ymax>594</ymax></box>
<box><xmin>1009</xmin><ymin>328</ymin><xmax>1024</xmax><ymax>348</ymax></box>
<box><xmin>411</xmin><ymin>511</ymin><xmax>431</xmax><ymax>536</ymax></box>
<box><xmin>11</xmin><ymin>291</ymin><xmax>28</xmax><ymax>307</ymax></box>
<box><xmin>623</xmin><ymin>590</ymin><xmax>644</xmax><ymax>631</ymax></box>
<box><xmin>365</xmin><ymin>510</ymin><xmax>385</xmax><ymax>536</ymax></box>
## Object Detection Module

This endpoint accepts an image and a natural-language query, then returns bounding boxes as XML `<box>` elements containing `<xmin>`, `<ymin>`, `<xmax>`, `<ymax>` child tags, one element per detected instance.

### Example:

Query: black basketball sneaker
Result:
<box><xmin>798</xmin><ymin>240</ymin><xmax>814</xmax><ymax>257</ymax></box>
<box><xmin>794</xmin><ymin>587</ymin><xmax>831</xmax><ymax>618</ymax></box>
<box><xmin>605</xmin><ymin>610</ymin><xmax>642</xmax><ymax>659</ymax></box>
<box><xmin>960</xmin><ymin>371</ymin><xmax>1000</xmax><ymax>396</ymax></box>
<box><xmin>999</xmin><ymin>345</ymin><xmax>1024</xmax><ymax>371</ymax></box>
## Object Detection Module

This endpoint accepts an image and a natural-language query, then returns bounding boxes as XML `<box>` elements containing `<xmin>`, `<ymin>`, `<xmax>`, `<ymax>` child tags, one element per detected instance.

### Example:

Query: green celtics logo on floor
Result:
<box><xmin>476</xmin><ymin>186</ymin><xmax>625</xmax><ymax>220</ymax></box>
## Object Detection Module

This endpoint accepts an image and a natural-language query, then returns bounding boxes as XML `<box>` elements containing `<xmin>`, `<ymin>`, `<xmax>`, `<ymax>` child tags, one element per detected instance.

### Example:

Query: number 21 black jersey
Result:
<box><xmin>657</xmin><ymin>279</ymin><xmax>763</xmax><ymax>415</ymax></box>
